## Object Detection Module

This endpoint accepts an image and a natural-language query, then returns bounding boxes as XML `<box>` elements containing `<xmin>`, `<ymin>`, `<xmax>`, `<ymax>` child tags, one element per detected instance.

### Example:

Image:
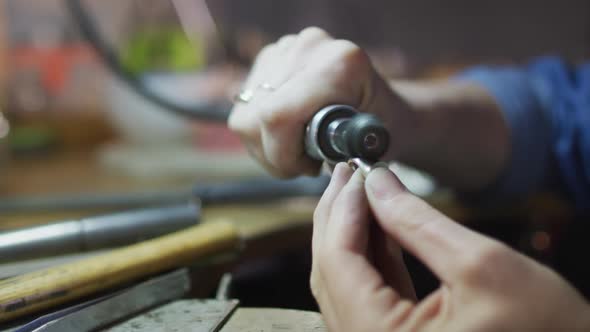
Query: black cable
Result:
<box><xmin>64</xmin><ymin>0</ymin><xmax>231</xmax><ymax>122</ymax></box>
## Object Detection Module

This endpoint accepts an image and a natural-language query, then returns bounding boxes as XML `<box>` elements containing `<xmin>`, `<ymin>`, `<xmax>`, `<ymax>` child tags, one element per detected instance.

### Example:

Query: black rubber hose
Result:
<box><xmin>64</xmin><ymin>0</ymin><xmax>231</xmax><ymax>122</ymax></box>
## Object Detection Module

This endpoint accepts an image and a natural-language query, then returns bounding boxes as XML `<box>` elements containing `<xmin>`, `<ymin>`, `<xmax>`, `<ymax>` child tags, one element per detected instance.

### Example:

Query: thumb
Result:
<box><xmin>364</xmin><ymin>167</ymin><xmax>484</xmax><ymax>284</ymax></box>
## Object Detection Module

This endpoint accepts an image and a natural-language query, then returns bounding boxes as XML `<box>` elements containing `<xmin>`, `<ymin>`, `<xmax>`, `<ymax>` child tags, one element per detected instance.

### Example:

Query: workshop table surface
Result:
<box><xmin>0</xmin><ymin>149</ymin><xmax>579</xmax><ymax>329</ymax></box>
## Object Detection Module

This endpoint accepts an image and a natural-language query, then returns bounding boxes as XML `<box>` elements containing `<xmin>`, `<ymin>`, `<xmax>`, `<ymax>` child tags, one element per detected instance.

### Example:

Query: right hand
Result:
<box><xmin>228</xmin><ymin>27</ymin><xmax>415</xmax><ymax>178</ymax></box>
<box><xmin>311</xmin><ymin>163</ymin><xmax>590</xmax><ymax>331</ymax></box>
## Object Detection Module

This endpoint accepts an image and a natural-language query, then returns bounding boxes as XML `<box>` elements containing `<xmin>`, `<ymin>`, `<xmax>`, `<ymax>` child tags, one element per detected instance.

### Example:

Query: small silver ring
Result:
<box><xmin>347</xmin><ymin>158</ymin><xmax>389</xmax><ymax>178</ymax></box>
<box><xmin>233</xmin><ymin>83</ymin><xmax>276</xmax><ymax>104</ymax></box>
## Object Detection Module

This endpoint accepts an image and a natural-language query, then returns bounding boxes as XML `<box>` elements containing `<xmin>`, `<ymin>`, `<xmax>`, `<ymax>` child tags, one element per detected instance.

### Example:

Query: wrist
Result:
<box><xmin>383</xmin><ymin>80</ymin><xmax>448</xmax><ymax>164</ymax></box>
<box><xmin>385</xmin><ymin>79</ymin><xmax>510</xmax><ymax>191</ymax></box>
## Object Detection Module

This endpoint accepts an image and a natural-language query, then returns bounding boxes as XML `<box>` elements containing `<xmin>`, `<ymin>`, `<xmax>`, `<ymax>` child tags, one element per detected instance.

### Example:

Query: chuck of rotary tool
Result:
<box><xmin>304</xmin><ymin>105</ymin><xmax>390</xmax><ymax>164</ymax></box>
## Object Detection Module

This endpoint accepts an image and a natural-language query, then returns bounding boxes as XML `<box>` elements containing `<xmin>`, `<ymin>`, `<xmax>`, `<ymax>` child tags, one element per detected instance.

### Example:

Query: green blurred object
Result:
<box><xmin>120</xmin><ymin>28</ymin><xmax>206</xmax><ymax>74</ymax></box>
<box><xmin>8</xmin><ymin>125</ymin><xmax>56</xmax><ymax>153</ymax></box>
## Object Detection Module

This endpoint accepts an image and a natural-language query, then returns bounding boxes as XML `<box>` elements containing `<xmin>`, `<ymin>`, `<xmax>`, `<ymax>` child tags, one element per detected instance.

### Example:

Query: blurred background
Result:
<box><xmin>0</xmin><ymin>0</ymin><xmax>589</xmax><ymax>311</ymax></box>
<box><xmin>1</xmin><ymin>0</ymin><xmax>589</xmax><ymax>190</ymax></box>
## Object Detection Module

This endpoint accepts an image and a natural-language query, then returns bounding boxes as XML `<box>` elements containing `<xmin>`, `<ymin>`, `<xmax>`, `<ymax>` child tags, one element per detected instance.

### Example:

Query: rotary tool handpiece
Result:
<box><xmin>304</xmin><ymin>105</ymin><xmax>390</xmax><ymax>164</ymax></box>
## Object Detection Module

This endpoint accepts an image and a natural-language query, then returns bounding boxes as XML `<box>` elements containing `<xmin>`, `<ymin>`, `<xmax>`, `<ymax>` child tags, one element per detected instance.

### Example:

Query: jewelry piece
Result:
<box><xmin>234</xmin><ymin>88</ymin><xmax>255</xmax><ymax>104</ymax></box>
<box><xmin>347</xmin><ymin>158</ymin><xmax>389</xmax><ymax>178</ymax></box>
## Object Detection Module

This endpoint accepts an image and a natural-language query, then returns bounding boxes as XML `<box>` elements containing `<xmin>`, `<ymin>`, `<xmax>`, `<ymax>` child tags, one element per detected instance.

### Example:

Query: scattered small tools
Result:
<box><xmin>13</xmin><ymin>268</ymin><xmax>191</xmax><ymax>332</ymax></box>
<box><xmin>0</xmin><ymin>221</ymin><xmax>239</xmax><ymax>323</ymax></box>
<box><xmin>0</xmin><ymin>176</ymin><xmax>329</xmax><ymax>263</ymax></box>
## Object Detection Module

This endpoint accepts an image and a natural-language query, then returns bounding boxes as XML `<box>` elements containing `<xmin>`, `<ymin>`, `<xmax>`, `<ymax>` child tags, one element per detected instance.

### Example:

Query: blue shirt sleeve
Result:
<box><xmin>456</xmin><ymin>57</ymin><xmax>590</xmax><ymax>211</ymax></box>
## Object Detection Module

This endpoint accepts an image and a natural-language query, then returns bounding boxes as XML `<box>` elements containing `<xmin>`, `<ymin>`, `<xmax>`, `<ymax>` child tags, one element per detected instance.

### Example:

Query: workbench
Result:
<box><xmin>0</xmin><ymin>149</ymin><xmax>583</xmax><ymax>330</ymax></box>
<box><xmin>0</xmin><ymin>150</ymin><xmax>323</xmax><ymax>328</ymax></box>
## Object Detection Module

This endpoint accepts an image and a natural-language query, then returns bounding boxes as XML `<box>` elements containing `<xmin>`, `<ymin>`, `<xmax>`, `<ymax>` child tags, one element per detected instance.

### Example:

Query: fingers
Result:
<box><xmin>275</xmin><ymin>34</ymin><xmax>296</xmax><ymax>53</ymax></box>
<box><xmin>371</xmin><ymin>227</ymin><xmax>416</xmax><ymax>300</ymax></box>
<box><xmin>229</xmin><ymin>26</ymin><xmax>378</xmax><ymax>178</ymax></box>
<box><xmin>292</xmin><ymin>27</ymin><xmax>331</xmax><ymax>53</ymax></box>
<box><xmin>274</xmin><ymin>27</ymin><xmax>331</xmax><ymax>84</ymax></box>
<box><xmin>315</xmin><ymin>168</ymin><xmax>413</xmax><ymax>331</ymax></box>
<box><xmin>311</xmin><ymin>163</ymin><xmax>352</xmax><ymax>288</ymax></box>
<box><xmin>310</xmin><ymin>163</ymin><xmax>353</xmax><ymax>331</ymax></box>
<box><xmin>229</xmin><ymin>28</ymin><xmax>331</xmax><ymax>177</ymax></box>
<box><xmin>268</xmin><ymin>28</ymin><xmax>332</xmax><ymax>89</ymax></box>
<box><xmin>313</xmin><ymin>163</ymin><xmax>353</xmax><ymax>258</ymax></box>
<box><xmin>257</xmin><ymin>51</ymin><xmax>369</xmax><ymax>176</ymax></box>
<box><xmin>324</xmin><ymin>170</ymin><xmax>369</xmax><ymax>253</ymax></box>
<box><xmin>365</xmin><ymin>167</ymin><xmax>501</xmax><ymax>285</ymax></box>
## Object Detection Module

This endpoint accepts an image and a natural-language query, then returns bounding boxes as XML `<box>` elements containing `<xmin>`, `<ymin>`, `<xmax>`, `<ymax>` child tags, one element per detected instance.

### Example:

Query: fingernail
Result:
<box><xmin>331</xmin><ymin>162</ymin><xmax>347</xmax><ymax>178</ymax></box>
<box><xmin>328</xmin><ymin>162</ymin><xmax>351</xmax><ymax>186</ymax></box>
<box><xmin>365</xmin><ymin>167</ymin><xmax>403</xmax><ymax>200</ymax></box>
<box><xmin>348</xmin><ymin>169</ymin><xmax>366</xmax><ymax>188</ymax></box>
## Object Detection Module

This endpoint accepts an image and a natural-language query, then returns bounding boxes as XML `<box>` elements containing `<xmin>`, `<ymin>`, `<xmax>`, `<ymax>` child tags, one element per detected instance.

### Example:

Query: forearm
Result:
<box><xmin>388</xmin><ymin>80</ymin><xmax>510</xmax><ymax>192</ymax></box>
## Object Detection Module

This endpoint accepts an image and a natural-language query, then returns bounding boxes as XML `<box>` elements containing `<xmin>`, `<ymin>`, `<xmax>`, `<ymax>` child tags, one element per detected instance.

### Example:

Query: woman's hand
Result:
<box><xmin>228</xmin><ymin>27</ymin><xmax>415</xmax><ymax>178</ymax></box>
<box><xmin>312</xmin><ymin>163</ymin><xmax>590</xmax><ymax>332</ymax></box>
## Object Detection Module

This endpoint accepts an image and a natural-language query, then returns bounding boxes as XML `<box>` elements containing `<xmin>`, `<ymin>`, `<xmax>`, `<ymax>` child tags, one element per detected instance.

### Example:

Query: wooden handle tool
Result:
<box><xmin>0</xmin><ymin>221</ymin><xmax>239</xmax><ymax>323</ymax></box>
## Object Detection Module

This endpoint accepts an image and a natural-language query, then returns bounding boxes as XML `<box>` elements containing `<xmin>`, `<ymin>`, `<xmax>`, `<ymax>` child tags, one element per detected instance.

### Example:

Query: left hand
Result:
<box><xmin>311</xmin><ymin>163</ymin><xmax>590</xmax><ymax>332</ymax></box>
<box><xmin>228</xmin><ymin>27</ymin><xmax>415</xmax><ymax>178</ymax></box>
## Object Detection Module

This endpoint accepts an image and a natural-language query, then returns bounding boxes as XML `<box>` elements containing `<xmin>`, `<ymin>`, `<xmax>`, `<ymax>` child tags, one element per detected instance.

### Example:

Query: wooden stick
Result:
<box><xmin>0</xmin><ymin>221</ymin><xmax>239</xmax><ymax>323</ymax></box>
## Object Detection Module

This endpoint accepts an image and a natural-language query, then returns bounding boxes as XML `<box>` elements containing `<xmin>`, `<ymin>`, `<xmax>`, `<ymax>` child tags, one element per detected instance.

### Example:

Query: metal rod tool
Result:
<box><xmin>0</xmin><ymin>221</ymin><xmax>238</xmax><ymax>323</ymax></box>
<box><xmin>0</xmin><ymin>203</ymin><xmax>201</xmax><ymax>263</ymax></box>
